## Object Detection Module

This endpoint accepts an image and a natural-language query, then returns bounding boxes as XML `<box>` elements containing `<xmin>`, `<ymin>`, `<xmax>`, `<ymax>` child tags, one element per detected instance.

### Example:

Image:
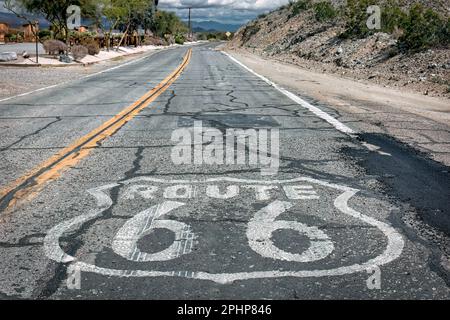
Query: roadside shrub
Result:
<box><xmin>381</xmin><ymin>3</ymin><xmax>408</xmax><ymax>34</ymax></box>
<box><xmin>38</xmin><ymin>29</ymin><xmax>52</xmax><ymax>41</ymax></box>
<box><xmin>314</xmin><ymin>1</ymin><xmax>337</xmax><ymax>22</ymax></box>
<box><xmin>69</xmin><ymin>30</ymin><xmax>82</xmax><ymax>43</ymax></box>
<box><xmin>71</xmin><ymin>45</ymin><xmax>88</xmax><ymax>61</ymax></box>
<box><xmin>207</xmin><ymin>33</ymin><xmax>217</xmax><ymax>40</ymax></box>
<box><xmin>258</xmin><ymin>13</ymin><xmax>267</xmax><ymax>19</ymax></box>
<box><xmin>443</xmin><ymin>18</ymin><xmax>450</xmax><ymax>45</ymax></box>
<box><xmin>278</xmin><ymin>4</ymin><xmax>290</xmax><ymax>12</ymax></box>
<box><xmin>143</xmin><ymin>36</ymin><xmax>165</xmax><ymax>46</ymax></box>
<box><xmin>290</xmin><ymin>0</ymin><xmax>311</xmax><ymax>17</ymax></box>
<box><xmin>398</xmin><ymin>4</ymin><xmax>449</xmax><ymax>51</ymax></box>
<box><xmin>339</xmin><ymin>0</ymin><xmax>448</xmax><ymax>50</ymax></box>
<box><xmin>174</xmin><ymin>33</ymin><xmax>185</xmax><ymax>45</ymax></box>
<box><xmin>7</xmin><ymin>34</ymin><xmax>17</xmax><ymax>42</ymax></box>
<box><xmin>341</xmin><ymin>0</ymin><xmax>372</xmax><ymax>39</ymax></box>
<box><xmin>7</xmin><ymin>31</ymin><xmax>24</xmax><ymax>43</ymax></box>
<box><xmin>43</xmin><ymin>40</ymin><xmax>67</xmax><ymax>55</ymax></box>
<box><xmin>217</xmin><ymin>32</ymin><xmax>232</xmax><ymax>41</ymax></box>
<box><xmin>197</xmin><ymin>33</ymin><xmax>208</xmax><ymax>41</ymax></box>
<box><xmin>85</xmin><ymin>41</ymin><xmax>100</xmax><ymax>55</ymax></box>
<box><xmin>70</xmin><ymin>31</ymin><xmax>97</xmax><ymax>44</ymax></box>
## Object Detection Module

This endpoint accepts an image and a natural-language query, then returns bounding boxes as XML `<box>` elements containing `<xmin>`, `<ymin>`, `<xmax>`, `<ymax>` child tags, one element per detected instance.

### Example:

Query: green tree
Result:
<box><xmin>14</xmin><ymin>0</ymin><xmax>95</xmax><ymax>42</ymax></box>
<box><xmin>142</xmin><ymin>0</ymin><xmax>158</xmax><ymax>34</ymax></box>
<box><xmin>154</xmin><ymin>11</ymin><xmax>187</xmax><ymax>37</ymax></box>
<box><xmin>95</xmin><ymin>0</ymin><xmax>156</xmax><ymax>50</ymax></box>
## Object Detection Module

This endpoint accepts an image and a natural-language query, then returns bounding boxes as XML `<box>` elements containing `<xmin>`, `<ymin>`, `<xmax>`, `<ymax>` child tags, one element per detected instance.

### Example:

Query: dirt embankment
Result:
<box><xmin>228</xmin><ymin>3</ymin><xmax>450</xmax><ymax>99</ymax></box>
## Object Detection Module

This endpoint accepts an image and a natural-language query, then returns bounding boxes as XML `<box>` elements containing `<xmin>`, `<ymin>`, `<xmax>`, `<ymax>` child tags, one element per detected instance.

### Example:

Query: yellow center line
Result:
<box><xmin>0</xmin><ymin>48</ymin><xmax>193</xmax><ymax>212</ymax></box>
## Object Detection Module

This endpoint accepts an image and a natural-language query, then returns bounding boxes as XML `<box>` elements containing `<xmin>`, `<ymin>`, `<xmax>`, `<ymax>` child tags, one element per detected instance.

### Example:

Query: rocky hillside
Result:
<box><xmin>228</xmin><ymin>1</ymin><xmax>450</xmax><ymax>98</ymax></box>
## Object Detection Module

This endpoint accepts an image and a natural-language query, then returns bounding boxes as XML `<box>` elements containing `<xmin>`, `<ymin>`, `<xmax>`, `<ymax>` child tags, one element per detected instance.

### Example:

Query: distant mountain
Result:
<box><xmin>1</xmin><ymin>11</ymin><xmax>242</xmax><ymax>33</ymax></box>
<box><xmin>186</xmin><ymin>20</ymin><xmax>242</xmax><ymax>32</ymax></box>
<box><xmin>0</xmin><ymin>11</ymin><xmax>49</xmax><ymax>28</ymax></box>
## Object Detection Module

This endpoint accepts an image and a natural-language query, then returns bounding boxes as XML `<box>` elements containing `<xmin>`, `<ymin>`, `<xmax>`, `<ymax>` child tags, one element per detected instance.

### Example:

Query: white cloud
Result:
<box><xmin>0</xmin><ymin>0</ymin><xmax>290</xmax><ymax>24</ymax></box>
<box><xmin>159</xmin><ymin>0</ymin><xmax>290</xmax><ymax>23</ymax></box>
<box><xmin>160</xmin><ymin>0</ymin><xmax>289</xmax><ymax>10</ymax></box>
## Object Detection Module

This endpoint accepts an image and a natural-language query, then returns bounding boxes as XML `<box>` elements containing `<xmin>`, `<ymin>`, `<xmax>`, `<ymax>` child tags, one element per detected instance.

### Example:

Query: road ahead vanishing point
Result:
<box><xmin>0</xmin><ymin>43</ymin><xmax>449</xmax><ymax>299</ymax></box>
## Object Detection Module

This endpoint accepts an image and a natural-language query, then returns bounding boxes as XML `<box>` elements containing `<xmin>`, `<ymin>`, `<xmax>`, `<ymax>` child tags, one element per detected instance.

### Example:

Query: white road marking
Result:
<box><xmin>44</xmin><ymin>184</ymin><xmax>118</xmax><ymax>263</ymax></box>
<box><xmin>44</xmin><ymin>176</ymin><xmax>405</xmax><ymax>284</ymax></box>
<box><xmin>222</xmin><ymin>52</ymin><xmax>355</xmax><ymax>135</ymax></box>
<box><xmin>206</xmin><ymin>185</ymin><xmax>239</xmax><ymax>199</ymax></box>
<box><xmin>247</xmin><ymin>200</ymin><xmax>334</xmax><ymax>262</ymax></box>
<box><xmin>164</xmin><ymin>185</ymin><xmax>195</xmax><ymax>199</ymax></box>
<box><xmin>361</xmin><ymin>142</ymin><xmax>392</xmax><ymax>156</ymax></box>
<box><xmin>243</xmin><ymin>185</ymin><xmax>278</xmax><ymax>201</ymax></box>
<box><xmin>123</xmin><ymin>185</ymin><xmax>158</xmax><ymax>199</ymax></box>
<box><xmin>283</xmin><ymin>185</ymin><xmax>319</xmax><ymax>200</ymax></box>
<box><xmin>222</xmin><ymin>52</ymin><xmax>392</xmax><ymax>157</ymax></box>
<box><xmin>112</xmin><ymin>201</ymin><xmax>194</xmax><ymax>262</ymax></box>
<box><xmin>121</xmin><ymin>183</ymin><xmax>321</xmax><ymax>201</ymax></box>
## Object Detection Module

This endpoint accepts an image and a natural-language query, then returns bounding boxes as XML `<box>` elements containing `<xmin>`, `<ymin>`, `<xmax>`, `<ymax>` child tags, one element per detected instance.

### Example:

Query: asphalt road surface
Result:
<box><xmin>0</xmin><ymin>43</ymin><xmax>449</xmax><ymax>299</ymax></box>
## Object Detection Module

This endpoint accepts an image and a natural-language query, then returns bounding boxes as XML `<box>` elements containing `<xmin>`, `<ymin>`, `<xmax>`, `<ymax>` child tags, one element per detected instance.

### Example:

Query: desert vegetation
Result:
<box><xmin>284</xmin><ymin>0</ymin><xmax>449</xmax><ymax>51</ymax></box>
<box><xmin>230</xmin><ymin>1</ymin><xmax>450</xmax><ymax>97</ymax></box>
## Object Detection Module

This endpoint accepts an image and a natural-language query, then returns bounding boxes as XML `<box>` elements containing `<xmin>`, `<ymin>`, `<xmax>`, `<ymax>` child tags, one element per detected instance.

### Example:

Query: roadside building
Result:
<box><xmin>76</xmin><ymin>25</ymin><xmax>89</xmax><ymax>33</ymax></box>
<box><xmin>22</xmin><ymin>23</ymin><xmax>38</xmax><ymax>42</ymax></box>
<box><xmin>0</xmin><ymin>22</ymin><xmax>9</xmax><ymax>43</ymax></box>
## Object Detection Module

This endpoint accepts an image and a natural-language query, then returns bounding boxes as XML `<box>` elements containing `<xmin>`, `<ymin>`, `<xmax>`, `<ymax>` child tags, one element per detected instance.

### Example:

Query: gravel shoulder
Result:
<box><xmin>225</xmin><ymin>48</ymin><xmax>450</xmax><ymax>167</ymax></box>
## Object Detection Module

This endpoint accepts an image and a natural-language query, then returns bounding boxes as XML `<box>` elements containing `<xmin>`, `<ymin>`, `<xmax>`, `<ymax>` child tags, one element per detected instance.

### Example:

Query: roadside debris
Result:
<box><xmin>0</xmin><ymin>52</ymin><xmax>17</xmax><ymax>62</ymax></box>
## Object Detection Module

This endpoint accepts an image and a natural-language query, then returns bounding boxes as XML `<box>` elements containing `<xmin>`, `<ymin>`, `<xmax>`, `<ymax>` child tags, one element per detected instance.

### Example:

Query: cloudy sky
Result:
<box><xmin>156</xmin><ymin>0</ymin><xmax>290</xmax><ymax>24</ymax></box>
<box><xmin>0</xmin><ymin>0</ymin><xmax>291</xmax><ymax>25</ymax></box>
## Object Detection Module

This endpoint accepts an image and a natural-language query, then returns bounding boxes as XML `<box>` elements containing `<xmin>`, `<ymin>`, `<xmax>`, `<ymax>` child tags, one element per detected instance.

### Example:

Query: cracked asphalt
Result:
<box><xmin>0</xmin><ymin>42</ymin><xmax>449</xmax><ymax>299</ymax></box>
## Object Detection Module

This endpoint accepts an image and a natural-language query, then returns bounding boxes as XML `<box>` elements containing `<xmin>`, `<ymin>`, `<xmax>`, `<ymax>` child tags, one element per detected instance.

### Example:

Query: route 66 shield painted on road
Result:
<box><xmin>44</xmin><ymin>176</ymin><xmax>404</xmax><ymax>284</ymax></box>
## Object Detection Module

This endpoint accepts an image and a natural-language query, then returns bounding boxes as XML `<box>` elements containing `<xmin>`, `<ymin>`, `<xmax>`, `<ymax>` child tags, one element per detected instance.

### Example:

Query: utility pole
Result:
<box><xmin>188</xmin><ymin>7</ymin><xmax>192</xmax><ymax>39</ymax></box>
<box><xmin>34</xmin><ymin>20</ymin><xmax>39</xmax><ymax>64</ymax></box>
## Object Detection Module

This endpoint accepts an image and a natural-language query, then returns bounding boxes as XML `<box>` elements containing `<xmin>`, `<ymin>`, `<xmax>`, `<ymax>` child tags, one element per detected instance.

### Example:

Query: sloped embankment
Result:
<box><xmin>228</xmin><ymin>1</ymin><xmax>450</xmax><ymax>98</ymax></box>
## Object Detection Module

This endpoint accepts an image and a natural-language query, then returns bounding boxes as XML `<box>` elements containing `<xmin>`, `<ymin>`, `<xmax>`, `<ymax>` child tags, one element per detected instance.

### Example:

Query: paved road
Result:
<box><xmin>0</xmin><ymin>43</ymin><xmax>449</xmax><ymax>299</ymax></box>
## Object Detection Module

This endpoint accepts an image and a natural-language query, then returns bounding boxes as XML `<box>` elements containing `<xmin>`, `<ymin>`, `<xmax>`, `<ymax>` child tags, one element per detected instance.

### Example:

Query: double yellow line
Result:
<box><xmin>0</xmin><ymin>48</ymin><xmax>192</xmax><ymax>212</ymax></box>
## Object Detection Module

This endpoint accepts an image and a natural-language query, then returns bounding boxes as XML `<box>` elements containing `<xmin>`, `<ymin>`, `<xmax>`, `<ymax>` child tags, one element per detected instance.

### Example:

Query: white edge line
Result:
<box><xmin>222</xmin><ymin>51</ymin><xmax>356</xmax><ymax>135</ymax></box>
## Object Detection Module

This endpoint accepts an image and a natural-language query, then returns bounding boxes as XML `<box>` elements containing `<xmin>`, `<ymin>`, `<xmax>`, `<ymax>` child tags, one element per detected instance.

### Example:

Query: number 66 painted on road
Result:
<box><xmin>112</xmin><ymin>200</ymin><xmax>334</xmax><ymax>263</ymax></box>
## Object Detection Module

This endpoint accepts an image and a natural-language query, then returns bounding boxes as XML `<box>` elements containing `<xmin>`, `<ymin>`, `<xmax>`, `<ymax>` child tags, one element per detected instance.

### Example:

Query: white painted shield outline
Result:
<box><xmin>44</xmin><ymin>177</ymin><xmax>404</xmax><ymax>284</ymax></box>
